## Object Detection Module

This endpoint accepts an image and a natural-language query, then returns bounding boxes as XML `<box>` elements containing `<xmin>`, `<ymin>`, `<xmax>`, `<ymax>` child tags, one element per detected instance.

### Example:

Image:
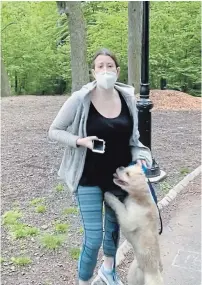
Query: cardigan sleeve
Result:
<box><xmin>48</xmin><ymin>93</ymin><xmax>80</xmax><ymax>148</ymax></box>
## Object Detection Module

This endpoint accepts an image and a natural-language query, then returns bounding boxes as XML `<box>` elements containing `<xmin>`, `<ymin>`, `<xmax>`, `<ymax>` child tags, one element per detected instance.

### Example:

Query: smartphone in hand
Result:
<box><xmin>92</xmin><ymin>139</ymin><xmax>105</xmax><ymax>154</ymax></box>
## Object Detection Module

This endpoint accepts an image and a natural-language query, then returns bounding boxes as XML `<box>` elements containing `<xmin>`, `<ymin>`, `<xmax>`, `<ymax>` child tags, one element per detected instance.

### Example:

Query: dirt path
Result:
<box><xmin>160</xmin><ymin>175</ymin><xmax>201</xmax><ymax>285</ymax></box>
<box><xmin>1</xmin><ymin>93</ymin><xmax>201</xmax><ymax>285</ymax></box>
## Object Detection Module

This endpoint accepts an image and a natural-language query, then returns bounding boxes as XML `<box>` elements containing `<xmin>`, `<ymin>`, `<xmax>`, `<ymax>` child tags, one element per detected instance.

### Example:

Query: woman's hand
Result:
<box><xmin>137</xmin><ymin>159</ymin><xmax>148</xmax><ymax>169</ymax></box>
<box><xmin>137</xmin><ymin>160</ymin><xmax>149</xmax><ymax>174</ymax></box>
<box><xmin>76</xmin><ymin>136</ymin><xmax>98</xmax><ymax>150</ymax></box>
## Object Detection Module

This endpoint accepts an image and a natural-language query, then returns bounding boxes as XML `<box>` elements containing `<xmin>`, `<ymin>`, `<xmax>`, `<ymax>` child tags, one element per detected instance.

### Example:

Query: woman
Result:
<box><xmin>49</xmin><ymin>48</ymin><xmax>152</xmax><ymax>285</ymax></box>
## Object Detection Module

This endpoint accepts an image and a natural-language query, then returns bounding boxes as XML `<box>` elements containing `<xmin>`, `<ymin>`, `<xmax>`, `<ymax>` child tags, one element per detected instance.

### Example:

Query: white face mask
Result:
<box><xmin>95</xmin><ymin>71</ymin><xmax>117</xmax><ymax>90</ymax></box>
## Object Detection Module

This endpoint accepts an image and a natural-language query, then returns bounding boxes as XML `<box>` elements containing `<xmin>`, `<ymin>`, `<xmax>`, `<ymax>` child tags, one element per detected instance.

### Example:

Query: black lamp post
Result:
<box><xmin>136</xmin><ymin>1</ymin><xmax>162</xmax><ymax>179</ymax></box>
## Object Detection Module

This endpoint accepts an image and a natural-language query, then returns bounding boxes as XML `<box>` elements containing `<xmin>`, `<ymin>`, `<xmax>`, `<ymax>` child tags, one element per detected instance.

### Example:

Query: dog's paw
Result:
<box><xmin>104</xmin><ymin>192</ymin><xmax>118</xmax><ymax>205</ymax></box>
<box><xmin>104</xmin><ymin>192</ymin><xmax>116</xmax><ymax>202</ymax></box>
<box><xmin>104</xmin><ymin>192</ymin><xmax>114</xmax><ymax>199</ymax></box>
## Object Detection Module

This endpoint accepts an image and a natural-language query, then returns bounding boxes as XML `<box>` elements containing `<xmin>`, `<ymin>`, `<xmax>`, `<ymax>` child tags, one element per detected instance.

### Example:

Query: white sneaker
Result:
<box><xmin>97</xmin><ymin>264</ymin><xmax>124</xmax><ymax>285</ymax></box>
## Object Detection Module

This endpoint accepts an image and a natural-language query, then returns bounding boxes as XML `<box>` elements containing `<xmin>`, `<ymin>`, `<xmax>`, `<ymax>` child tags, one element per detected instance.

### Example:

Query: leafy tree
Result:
<box><xmin>1</xmin><ymin>56</ymin><xmax>11</xmax><ymax>97</ymax></box>
<box><xmin>1</xmin><ymin>1</ymin><xmax>200</xmax><ymax>96</ymax></box>
<box><xmin>2</xmin><ymin>2</ymin><xmax>71</xmax><ymax>95</ymax></box>
<box><xmin>57</xmin><ymin>1</ymin><xmax>89</xmax><ymax>92</ymax></box>
<box><xmin>86</xmin><ymin>1</ymin><xmax>128</xmax><ymax>83</ymax></box>
<box><xmin>150</xmin><ymin>1</ymin><xmax>201</xmax><ymax>93</ymax></box>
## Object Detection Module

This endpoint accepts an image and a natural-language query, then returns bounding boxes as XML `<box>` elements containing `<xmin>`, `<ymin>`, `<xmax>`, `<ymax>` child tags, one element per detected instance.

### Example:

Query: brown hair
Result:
<box><xmin>91</xmin><ymin>48</ymin><xmax>120</xmax><ymax>69</ymax></box>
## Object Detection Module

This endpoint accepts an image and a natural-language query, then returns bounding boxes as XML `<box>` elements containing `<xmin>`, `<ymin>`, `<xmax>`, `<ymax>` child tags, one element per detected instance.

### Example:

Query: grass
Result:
<box><xmin>11</xmin><ymin>256</ymin><xmax>32</xmax><ymax>266</ymax></box>
<box><xmin>0</xmin><ymin>257</ymin><xmax>6</xmax><ymax>263</ymax></box>
<box><xmin>62</xmin><ymin>207</ymin><xmax>78</xmax><ymax>215</ymax></box>
<box><xmin>2</xmin><ymin>209</ymin><xmax>40</xmax><ymax>239</ymax></box>
<box><xmin>70</xmin><ymin>247</ymin><xmax>80</xmax><ymax>260</ymax></box>
<box><xmin>10</xmin><ymin>223</ymin><xmax>39</xmax><ymax>239</ymax></box>
<box><xmin>40</xmin><ymin>234</ymin><xmax>66</xmax><ymax>250</ymax></box>
<box><xmin>29</xmin><ymin>197</ymin><xmax>45</xmax><ymax>206</ymax></box>
<box><xmin>55</xmin><ymin>183</ymin><xmax>64</xmax><ymax>192</ymax></box>
<box><xmin>2</xmin><ymin>210</ymin><xmax>22</xmax><ymax>226</ymax></box>
<box><xmin>180</xmin><ymin>167</ymin><xmax>190</xmax><ymax>175</ymax></box>
<box><xmin>79</xmin><ymin>227</ymin><xmax>84</xmax><ymax>234</ymax></box>
<box><xmin>35</xmin><ymin>205</ymin><xmax>46</xmax><ymax>213</ymax></box>
<box><xmin>54</xmin><ymin>222</ymin><xmax>69</xmax><ymax>233</ymax></box>
<box><xmin>159</xmin><ymin>181</ymin><xmax>172</xmax><ymax>193</ymax></box>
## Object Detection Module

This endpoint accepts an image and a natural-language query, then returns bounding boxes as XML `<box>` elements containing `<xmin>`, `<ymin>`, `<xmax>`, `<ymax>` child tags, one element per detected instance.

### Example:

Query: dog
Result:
<box><xmin>104</xmin><ymin>164</ymin><xmax>164</xmax><ymax>285</ymax></box>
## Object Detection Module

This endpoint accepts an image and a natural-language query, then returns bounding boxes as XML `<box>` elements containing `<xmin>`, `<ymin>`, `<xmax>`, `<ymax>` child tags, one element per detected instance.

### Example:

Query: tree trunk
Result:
<box><xmin>128</xmin><ymin>1</ymin><xmax>143</xmax><ymax>94</ymax></box>
<box><xmin>57</xmin><ymin>1</ymin><xmax>89</xmax><ymax>93</ymax></box>
<box><xmin>15</xmin><ymin>71</ymin><xmax>18</xmax><ymax>94</ymax></box>
<box><xmin>1</xmin><ymin>57</ymin><xmax>11</xmax><ymax>97</ymax></box>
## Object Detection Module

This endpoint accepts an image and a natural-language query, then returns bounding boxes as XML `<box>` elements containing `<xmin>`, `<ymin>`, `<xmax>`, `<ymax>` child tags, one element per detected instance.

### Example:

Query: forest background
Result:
<box><xmin>1</xmin><ymin>1</ymin><xmax>201</xmax><ymax>96</ymax></box>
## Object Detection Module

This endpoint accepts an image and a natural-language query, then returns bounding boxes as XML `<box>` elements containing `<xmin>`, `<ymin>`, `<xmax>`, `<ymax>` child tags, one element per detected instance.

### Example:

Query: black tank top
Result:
<box><xmin>80</xmin><ymin>93</ymin><xmax>133</xmax><ymax>190</ymax></box>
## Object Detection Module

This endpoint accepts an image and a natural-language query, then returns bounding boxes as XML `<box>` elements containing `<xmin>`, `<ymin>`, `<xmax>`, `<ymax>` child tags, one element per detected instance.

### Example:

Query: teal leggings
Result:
<box><xmin>76</xmin><ymin>185</ymin><xmax>123</xmax><ymax>281</ymax></box>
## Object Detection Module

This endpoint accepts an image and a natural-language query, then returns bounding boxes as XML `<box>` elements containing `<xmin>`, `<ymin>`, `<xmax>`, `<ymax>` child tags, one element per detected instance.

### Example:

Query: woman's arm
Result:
<box><xmin>48</xmin><ymin>94</ymin><xmax>80</xmax><ymax>148</ymax></box>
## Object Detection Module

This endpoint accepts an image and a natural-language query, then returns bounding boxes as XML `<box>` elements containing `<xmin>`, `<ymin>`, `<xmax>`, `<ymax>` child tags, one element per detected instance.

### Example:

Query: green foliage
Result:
<box><xmin>85</xmin><ymin>2</ymin><xmax>128</xmax><ymax>83</ymax></box>
<box><xmin>2</xmin><ymin>209</ymin><xmax>39</xmax><ymax>239</ymax></box>
<box><xmin>10</xmin><ymin>224</ymin><xmax>39</xmax><ymax>239</ymax></box>
<box><xmin>150</xmin><ymin>2</ymin><xmax>201</xmax><ymax>93</ymax></box>
<box><xmin>54</xmin><ymin>222</ymin><xmax>69</xmax><ymax>233</ymax></box>
<box><xmin>2</xmin><ymin>2</ymin><xmax>71</xmax><ymax>95</ymax></box>
<box><xmin>11</xmin><ymin>256</ymin><xmax>32</xmax><ymax>266</ymax></box>
<box><xmin>0</xmin><ymin>257</ymin><xmax>6</xmax><ymax>263</ymax></box>
<box><xmin>159</xmin><ymin>181</ymin><xmax>172</xmax><ymax>193</ymax></box>
<box><xmin>62</xmin><ymin>207</ymin><xmax>78</xmax><ymax>215</ymax></box>
<box><xmin>79</xmin><ymin>227</ymin><xmax>84</xmax><ymax>234</ymax></box>
<box><xmin>69</xmin><ymin>247</ymin><xmax>80</xmax><ymax>260</ymax></box>
<box><xmin>35</xmin><ymin>205</ymin><xmax>46</xmax><ymax>213</ymax></box>
<box><xmin>55</xmin><ymin>183</ymin><xmax>64</xmax><ymax>192</ymax></box>
<box><xmin>29</xmin><ymin>197</ymin><xmax>45</xmax><ymax>206</ymax></box>
<box><xmin>2</xmin><ymin>210</ymin><xmax>22</xmax><ymax>225</ymax></box>
<box><xmin>2</xmin><ymin>2</ymin><xmax>200</xmax><ymax>95</ymax></box>
<box><xmin>40</xmin><ymin>234</ymin><xmax>66</xmax><ymax>250</ymax></box>
<box><xmin>180</xmin><ymin>167</ymin><xmax>190</xmax><ymax>175</ymax></box>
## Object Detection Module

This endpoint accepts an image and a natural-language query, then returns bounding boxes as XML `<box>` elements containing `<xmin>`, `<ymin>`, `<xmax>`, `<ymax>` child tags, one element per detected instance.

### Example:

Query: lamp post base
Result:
<box><xmin>146</xmin><ymin>158</ymin><xmax>167</xmax><ymax>182</ymax></box>
<box><xmin>147</xmin><ymin>170</ymin><xmax>167</xmax><ymax>183</ymax></box>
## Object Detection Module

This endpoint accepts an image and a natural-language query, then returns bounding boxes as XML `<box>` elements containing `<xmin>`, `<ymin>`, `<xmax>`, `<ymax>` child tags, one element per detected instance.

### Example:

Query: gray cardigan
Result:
<box><xmin>49</xmin><ymin>81</ymin><xmax>152</xmax><ymax>193</ymax></box>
